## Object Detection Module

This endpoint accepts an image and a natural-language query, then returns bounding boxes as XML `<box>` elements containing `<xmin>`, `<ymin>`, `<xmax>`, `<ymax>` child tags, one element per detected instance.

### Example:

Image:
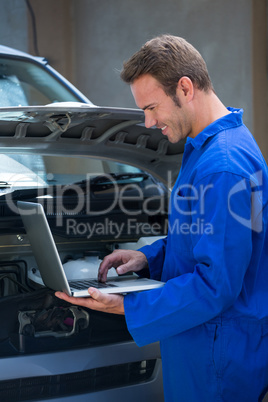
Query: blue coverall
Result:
<box><xmin>124</xmin><ymin>108</ymin><xmax>268</xmax><ymax>401</ymax></box>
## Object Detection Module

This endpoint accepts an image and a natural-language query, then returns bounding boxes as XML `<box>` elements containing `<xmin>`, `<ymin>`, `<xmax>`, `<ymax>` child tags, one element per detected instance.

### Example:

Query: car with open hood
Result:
<box><xmin>0</xmin><ymin>46</ymin><xmax>185</xmax><ymax>402</ymax></box>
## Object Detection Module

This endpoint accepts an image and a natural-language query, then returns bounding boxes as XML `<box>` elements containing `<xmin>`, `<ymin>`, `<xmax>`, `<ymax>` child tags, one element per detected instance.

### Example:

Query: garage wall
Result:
<box><xmin>72</xmin><ymin>0</ymin><xmax>253</xmax><ymax>127</ymax></box>
<box><xmin>26</xmin><ymin>0</ymin><xmax>74</xmax><ymax>84</ymax></box>
<box><xmin>252</xmin><ymin>0</ymin><xmax>268</xmax><ymax>161</ymax></box>
<box><xmin>0</xmin><ymin>0</ymin><xmax>28</xmax><ymax>51</ymax></box>
<box><xmin>0</xmin><ymin>0</ymin><xmax>267</xmax><ymax>159</ymax></box>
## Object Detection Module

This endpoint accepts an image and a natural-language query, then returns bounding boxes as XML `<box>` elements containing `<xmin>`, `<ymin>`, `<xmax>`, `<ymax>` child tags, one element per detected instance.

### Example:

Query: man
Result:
<box><xmin>56</xmin><ymin>35</ymin><xmax>268</xmax><ymax>401</ymax></box>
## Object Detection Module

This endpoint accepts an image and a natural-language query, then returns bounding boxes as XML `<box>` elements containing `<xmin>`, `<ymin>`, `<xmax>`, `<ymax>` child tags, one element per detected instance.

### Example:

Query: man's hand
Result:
<box><xmin>55</xmin><ymin>249</ymin><xmax>148</xmax><ymax>316</ymax></box>
<box><xmin>55</xmin><ymin>288</ymin><xmax>125</xmax><ymax>315</ymax></box>
<box><xmin>98</xmin><ymin>249</ymin><xmax>148</xmax><ymax>282</ymax></box>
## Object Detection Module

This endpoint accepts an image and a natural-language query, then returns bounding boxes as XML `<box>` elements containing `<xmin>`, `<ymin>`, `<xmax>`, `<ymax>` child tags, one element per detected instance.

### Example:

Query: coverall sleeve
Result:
<box><xmin>138</xmin><ymin>237</ymin><xmax>167</xmax><ymax>281</ymax></box>
<box><xmin>124</xmin><ymin>172</ymin><xmax>254</xmax><ymax>346</ymax></box>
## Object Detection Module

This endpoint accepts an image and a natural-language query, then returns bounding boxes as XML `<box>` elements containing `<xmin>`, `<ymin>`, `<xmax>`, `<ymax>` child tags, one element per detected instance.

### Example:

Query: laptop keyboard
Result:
<box><xmin>69</xmin><ymin>280</ymin><xmax>117</xmax><ymax>290</ymax></box>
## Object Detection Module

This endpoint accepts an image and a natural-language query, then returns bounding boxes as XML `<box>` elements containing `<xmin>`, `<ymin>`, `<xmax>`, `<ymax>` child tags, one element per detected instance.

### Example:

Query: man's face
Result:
<box><xmin>131</xmin><ymin>74</ymin><xmax>193</xmax><ymax>143</ymax></box>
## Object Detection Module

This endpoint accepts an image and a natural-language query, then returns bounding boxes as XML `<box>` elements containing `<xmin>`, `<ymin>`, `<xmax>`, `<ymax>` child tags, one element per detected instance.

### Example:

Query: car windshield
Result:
<box><xmin>0</xmin><ymin>153</ymin><xmax>149</xmax><ymax>192</ymax></box>
<box><xmin>0</xmin><ymin>56</ymin><xmax>84</xmax><ymax>106</ymax></box>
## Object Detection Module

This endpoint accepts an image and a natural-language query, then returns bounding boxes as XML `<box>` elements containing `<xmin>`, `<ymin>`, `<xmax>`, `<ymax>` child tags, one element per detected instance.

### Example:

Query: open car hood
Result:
<box><xmin>0</xmin><ymin>104</ymin><xmax>185</xmax><ymax>186</ymax></box>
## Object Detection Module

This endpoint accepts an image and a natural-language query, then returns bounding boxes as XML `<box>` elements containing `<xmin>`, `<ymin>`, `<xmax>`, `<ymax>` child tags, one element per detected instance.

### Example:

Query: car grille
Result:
<box><xmin>0</xmin><ymin>359</ymin><xmax>156</xmax><ymax>401</ymax></box>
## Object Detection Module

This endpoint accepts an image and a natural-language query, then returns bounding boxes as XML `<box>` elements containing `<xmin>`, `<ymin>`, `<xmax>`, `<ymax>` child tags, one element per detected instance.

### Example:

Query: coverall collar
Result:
<box><xmin>186</xmin><ymin>107</ymin><xmax>244</xmax><ymax>150</ymax></box>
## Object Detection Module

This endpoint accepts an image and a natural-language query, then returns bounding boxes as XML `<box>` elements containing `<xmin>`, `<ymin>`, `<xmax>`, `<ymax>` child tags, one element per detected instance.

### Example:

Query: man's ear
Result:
<box><xmin>177</xmin><ymin>76</ymin><xmax>194</xmax><ymax>101</ymax></box>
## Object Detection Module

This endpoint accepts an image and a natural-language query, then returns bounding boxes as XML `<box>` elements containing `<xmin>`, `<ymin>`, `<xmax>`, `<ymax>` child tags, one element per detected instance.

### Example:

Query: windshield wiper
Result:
<box><xmin>73</xmin><ymin>173</ymin><xmax>149</xmax><ymax>189</ymax></box>
<box><xmin>0</xmin><ymin>181</ymin><xmax>11</xmax><ymax>189</ymax></box>
<box><xmin>92</xmin><ymin>173</ymin><xmax>149</xmax><ymax>185</ymax></box>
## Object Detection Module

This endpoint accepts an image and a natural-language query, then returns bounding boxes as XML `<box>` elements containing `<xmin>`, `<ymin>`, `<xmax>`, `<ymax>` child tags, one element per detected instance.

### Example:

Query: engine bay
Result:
<box><xmin>0</xmin><ymin>232</ymin><xmax>164</xmax><ymax>357</ymax></box>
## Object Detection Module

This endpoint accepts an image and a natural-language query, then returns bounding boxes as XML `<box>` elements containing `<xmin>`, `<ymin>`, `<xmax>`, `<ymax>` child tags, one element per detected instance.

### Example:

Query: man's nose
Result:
<box><xmin>144</xmin><ymin>113</ymin><xmax>157</xmax><ymax>128</ymax></box>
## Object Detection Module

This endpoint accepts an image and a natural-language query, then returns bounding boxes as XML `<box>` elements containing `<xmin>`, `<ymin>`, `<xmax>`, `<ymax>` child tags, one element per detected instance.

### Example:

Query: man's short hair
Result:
<box><xmin>120</xmin><ymin>34</ymin><xmax>214</xmax><ymax>97</ymax></box>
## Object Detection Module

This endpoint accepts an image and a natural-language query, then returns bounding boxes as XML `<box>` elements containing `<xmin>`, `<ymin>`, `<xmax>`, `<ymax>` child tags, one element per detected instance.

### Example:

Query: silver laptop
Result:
<box><xmin>17</xmin><ymin>201</ymin><xmax>165</xmax><ymax>297</ymax></box>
